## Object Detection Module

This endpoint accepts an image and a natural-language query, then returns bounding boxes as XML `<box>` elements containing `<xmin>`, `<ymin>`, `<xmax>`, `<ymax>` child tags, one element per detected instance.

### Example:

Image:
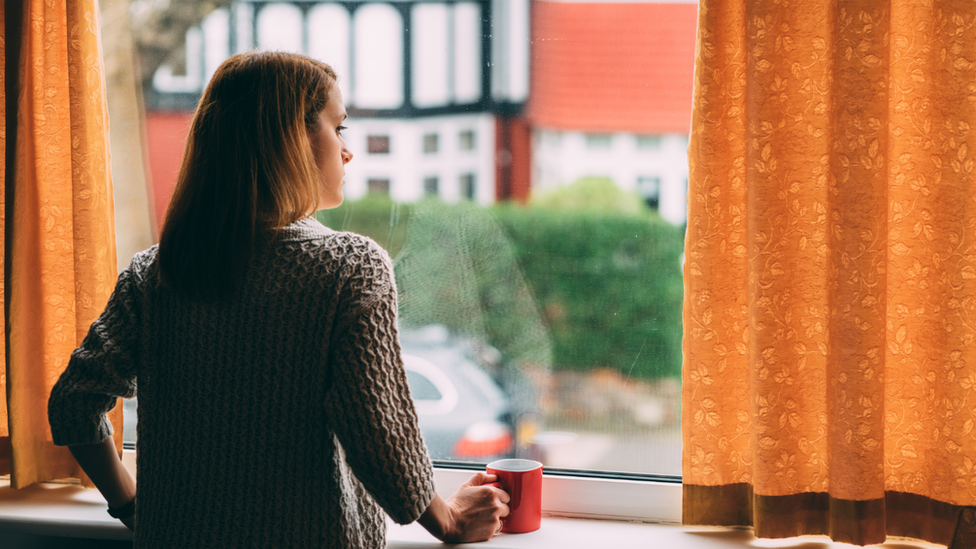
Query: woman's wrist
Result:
<box><xmin>107</xmin><ymin>496</ymin><xmax>136</xmax><ymax>519</ymax></box>
<box><xmin>418</xmin><ymin>494</ymin><xmax>457</xmax><ymax>542</ymax></box>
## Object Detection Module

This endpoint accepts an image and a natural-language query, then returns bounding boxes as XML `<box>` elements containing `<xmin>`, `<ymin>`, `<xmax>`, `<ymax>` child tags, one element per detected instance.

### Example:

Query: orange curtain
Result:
<box><xmin>1</xmin><ymin>0</ymin><xmax>120</xmax><ymax>489</ymax></box>
<box><xmin>684</xmin><ymin>0</ymin><xmax>976</xmax><ymax>545</ymax></box>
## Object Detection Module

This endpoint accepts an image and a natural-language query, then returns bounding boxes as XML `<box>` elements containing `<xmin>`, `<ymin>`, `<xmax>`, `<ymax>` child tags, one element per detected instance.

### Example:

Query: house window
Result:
<box><xmin>459</xmin><ymin>173</ymin><xmax>476</xmax><ymax>199</ymax></box>
<box><xmin>424</xmin><ymin>176</ymin><xmax>439</xmax><ymax>196</ymax></box>
<box><xmin>458</xmin><ymin>130</ymin><xmax>476</xmax><ymax>151</ymax></box>
<box><xmin>368</xmin><ymin>135</ymin><xmax>391</xmax><ymax>154</ymax></box>
<box><xmin>585</xmin><ymin>134</ymin><xmax>613</xmax><ymax>149</ymax></box>
<box><xmin>636</xmin><ymin>135</ymin><xmax>662</xmax><ymax>150</ymax></box>
<box><xmin>423</xmin><ymin>133</ymin><xmax>439</xmax><ymax>154</ymax></box>
<box><xmin>367</xmin><ymin>178</ymin><xmax>391</xmax><ymax>195</ymax></box>
<box><xmin>637</xmin><ymin>176</ymin><xmax>661</xmax><ymax>210</ymax></box>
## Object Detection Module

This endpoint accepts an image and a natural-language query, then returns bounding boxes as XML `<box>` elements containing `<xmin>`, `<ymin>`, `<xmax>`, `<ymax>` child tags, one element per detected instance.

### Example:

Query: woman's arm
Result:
<box><xmin>418</xmin><ymin>473</ymin><xmax>510</xmax><ymax>543</ymax></box>
<box><xmin>69</xmin><ymin>439</ymin><xmax>137</xmax><ymax>530</ymax></box>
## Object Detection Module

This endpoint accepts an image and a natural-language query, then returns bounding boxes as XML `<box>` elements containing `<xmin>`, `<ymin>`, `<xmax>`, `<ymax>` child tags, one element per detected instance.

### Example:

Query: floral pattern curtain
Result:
<box><xmin>684</xmin><ymin>0</ymin><xmax>976</xmax><ymax>545</ymax></box>
<box><xmin>1</xmin><ymin>0</ymin><xmax>120</xmax><ymax>489</ymax></box>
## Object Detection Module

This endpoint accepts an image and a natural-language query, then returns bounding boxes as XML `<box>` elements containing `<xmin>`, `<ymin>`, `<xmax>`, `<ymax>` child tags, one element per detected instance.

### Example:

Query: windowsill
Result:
<box><xmin>0</xmin><ymin>480</ymin><xmax>133</xmax><ymax>542</ymax></box>
<box><xmin>0</xmin><ymin>478</ymin><xmax>752</xmax><ymax>548</ymax></box>
<box><xmin>0</xmin><ymin>478</ymin><xmax>946</xmax><ymax>549</ymax></box>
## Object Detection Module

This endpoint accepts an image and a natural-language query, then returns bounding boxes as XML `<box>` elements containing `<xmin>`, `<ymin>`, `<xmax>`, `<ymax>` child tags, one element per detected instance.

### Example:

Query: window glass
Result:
<box><xmin>585</xmin><ymin>134</ymin><xmax>612</xmax><ymax>149</ymax></box>
<box><xmin>637</xmin><ymin>176</ymin><xmax>661</xmax><ymax>210</ymax></box>
<box><xmin>458</xmin><ymin>173</ymin><xmax>476</xmax><ymax>200</ymax></box>
<box><xmin>458</xmin><ymin>130</ymin><xmax>476</xmax><ymax>151</ymax></box>
<box><xmin>367</xmin><ymin>135</ymin><xmax>391</xmax><ymax>154</ymax></box>
<box><xmin>636</xmin><ymin>135</ymin><xmax>662</xmax><ymax>150</ymax></box>
<box><xmin>367</xmin><ymin>178</ymin><xmax>391</xmax><ymax>195</ymax></box>
<box><xmin>114</xmin><ymin>0</ymin><xmax>693</xmax><ymax>480</ymax></box>
<box><xmin>423</xmin><ymin>133</ymin><xmax>439</xmax><ymax>153</ymax></box>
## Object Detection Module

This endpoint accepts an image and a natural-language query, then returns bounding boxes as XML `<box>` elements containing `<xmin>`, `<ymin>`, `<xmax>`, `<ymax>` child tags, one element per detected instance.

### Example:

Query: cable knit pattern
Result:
<box><xmin>48</xmin><ymin>217</ymin><xmax>435</xmax><ymax>548</ymax></box>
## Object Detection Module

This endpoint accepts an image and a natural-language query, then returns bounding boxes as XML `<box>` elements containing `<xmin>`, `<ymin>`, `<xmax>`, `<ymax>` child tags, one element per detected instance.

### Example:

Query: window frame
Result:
<box><xmin>433</xmin><ymin>465</ymin><xmax>681</xmax><ymax>522</ymax></box>
<box><xmin>119</xmin><ymin>449</ymin><xmax>681</xmax><ymax>523</ymax></box>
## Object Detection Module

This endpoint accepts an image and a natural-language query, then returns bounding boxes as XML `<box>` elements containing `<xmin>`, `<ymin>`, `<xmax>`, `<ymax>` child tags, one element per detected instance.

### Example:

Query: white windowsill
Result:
<box><xmin>0</xmin><ymin>453</ymin><xmax>946</xmax><ymax>549</ymax></box>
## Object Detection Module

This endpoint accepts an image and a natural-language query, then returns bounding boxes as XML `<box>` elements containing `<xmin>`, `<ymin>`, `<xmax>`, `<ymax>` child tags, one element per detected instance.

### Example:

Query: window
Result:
<box><xmin>367</xmin><ymin>177</ymin><xmax>391</xmax><ymax>195</ymax></box>
<box><xmin>423</xmin><ymin>133</ymin><xmax>439</xmax><ymax>153</ymax></box>
<box><xmin>458</xmin><ymin>173</ymin><xmax>476</xmax><ymax>199</ymax></box>
<box><xmin>637</xmin><ymin>176</ymin><xmax>661</xmax><ymax>210</ymax></box>
<box><xmin>585</xmin><ymin>134</ymin><xmax>613</xmax><ymax>149</ymax></box>
<box><xmin>367</xmin><ymin>135</ymin><xmax>391</xmax><ymax>154</ymax></box>
<box><xmin>636</xmin><ymin>135</ymin><xmax>661</xmax><ymax>150</ymax></box>
<box><xmin>458</xmin><ymin>130</ymin><xmax>476</xmax><ymax>151</ymax></box>
<box><xmin>109</xmin><ymin>0</ymin><xmax>693</xmax><ymax>523</ymax></box>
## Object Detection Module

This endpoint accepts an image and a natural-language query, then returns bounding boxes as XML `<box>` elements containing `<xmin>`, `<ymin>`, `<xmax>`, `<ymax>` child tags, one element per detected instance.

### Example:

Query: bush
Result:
<box><xmin>492</xmin><ymin>206</ymin><xmax>683</xmax><ymax>378</ymax></box>
<box><xmin>317</xmin><ymin>196</ymin><xmax>684</xmax><ymax>379</ymax></box>
<box><xmin>531</xmin><ymin>177</ymin><xmax>647</xmax><ymax>215</ymax></box>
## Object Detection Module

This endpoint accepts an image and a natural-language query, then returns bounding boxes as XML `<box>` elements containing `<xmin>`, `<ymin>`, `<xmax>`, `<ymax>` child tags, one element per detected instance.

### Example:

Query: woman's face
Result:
<box><xmin>309</xmin><ymin>86</ymin><xmax>353</xmax><ymax>210</ymax></box>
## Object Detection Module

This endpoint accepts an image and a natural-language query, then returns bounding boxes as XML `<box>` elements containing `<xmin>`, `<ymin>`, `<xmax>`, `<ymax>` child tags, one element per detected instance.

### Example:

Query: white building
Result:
<box><xmin>144</xmin><ymin>0</ymin><xmax>698</xmax><ymax>225</ymax></box>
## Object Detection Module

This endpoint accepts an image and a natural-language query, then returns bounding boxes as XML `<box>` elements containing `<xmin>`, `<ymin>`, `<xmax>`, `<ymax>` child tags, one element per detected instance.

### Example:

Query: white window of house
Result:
<box><xmin>353</xmin><ymin>4</ymin><xmax>404</xmax><ymax>109</ymax></box>
<box><xmin>458</xmin><ymin>173</ymin><xmax>476</xmax><ymax>199</ymax></box>
<box><xmin>423</xmin><ymin>133</ymin><xmax>439</xmax><ymax>154</ymax></box>
<box><xmin>423</xmin><ymin>176</ymin><xmax>439</xmax><ymax>196</ymax></box>
<box><xmin>637</xmin><ymin>176</ymin><xmax>661</xmax><ymax>210</ymax></box>
<box><xmin>453</xmin><ymin>3</ymin><xmax>483</xmax><ymax>103</ymax></box>
<box><xmin>636</xmin><ymin>135</ymin><xmax>662</xmax><ymax>150</ymax></box>
<box><xmin>307</xmin><ymin>4</ymin><xmax>351</xmax><ymax>101</ymax></box>
<box><xmin>367</xmin><ymin>177</ymin><xmax>392</xmax><ymax>195</ymax></box>
<box><xmin>367</xmin><ymin>135</ymin><xmax>391</xmax><ymax>154</ymax></box>
<box><xmin>257</xmin><ymin>3</ymin><xmax>303</xmax><ymax>53</ymax></box>
<box><xmin>585</xmin><ymin>133</ymin><xmax>613</xmax><ymax>149</ymax></box>
<box><xmin>412</xmin><ymin>3</ymin><xmax>451</xmax><ymax>107</ymax></box>
<box><xmin>458</xmin><ymin>130</ymin><xmax>476</xmax><ymax>151</ymax></box>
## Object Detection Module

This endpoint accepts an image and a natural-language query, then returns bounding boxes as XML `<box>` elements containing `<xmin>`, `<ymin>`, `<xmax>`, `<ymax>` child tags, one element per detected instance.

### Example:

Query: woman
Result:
<box><xmin>48</xmin><ymin>51</ymin><xmax>509</xmax><ymax>548</ymax></box>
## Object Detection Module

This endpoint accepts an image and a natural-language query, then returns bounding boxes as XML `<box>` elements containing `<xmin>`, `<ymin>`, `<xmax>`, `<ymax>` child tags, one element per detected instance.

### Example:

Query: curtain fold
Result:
<box><xmin>684</xmin><ymin>0</ymin><xmax>976</xmax><ymax>545</ymax></box>
<box><xmin>0</xmin><ymin>0</ymin><xmax>120</xmax><ymax>489</ymax></box>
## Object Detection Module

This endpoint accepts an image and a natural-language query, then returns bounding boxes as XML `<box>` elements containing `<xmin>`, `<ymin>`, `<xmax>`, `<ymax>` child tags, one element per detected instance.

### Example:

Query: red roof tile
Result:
<box><xmin>527</xmin><ymin>1</ymin><xmax>698</xmax><ymax>134</ymax></box>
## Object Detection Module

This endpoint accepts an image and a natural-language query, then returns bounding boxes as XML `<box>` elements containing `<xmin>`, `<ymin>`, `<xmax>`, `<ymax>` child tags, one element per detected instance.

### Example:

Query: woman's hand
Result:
<box><xmin>418</xmin><ymin>472</ymin><xmax>510</xmax><ymax>543</ymax></box>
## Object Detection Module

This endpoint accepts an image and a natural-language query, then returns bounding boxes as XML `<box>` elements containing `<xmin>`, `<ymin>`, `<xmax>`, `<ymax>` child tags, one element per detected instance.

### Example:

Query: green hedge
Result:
<box><xmin>317</xmin><ymin>195</ymin><xmax>684</xmax><ymax>379</ymax></box>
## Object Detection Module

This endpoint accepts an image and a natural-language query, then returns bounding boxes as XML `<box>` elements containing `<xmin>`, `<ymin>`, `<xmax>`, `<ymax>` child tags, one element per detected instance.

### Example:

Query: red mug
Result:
<box><xmin>486</xmin><ymin>458</ymin><xmax>543</xmax><ymax>533</ymax></box>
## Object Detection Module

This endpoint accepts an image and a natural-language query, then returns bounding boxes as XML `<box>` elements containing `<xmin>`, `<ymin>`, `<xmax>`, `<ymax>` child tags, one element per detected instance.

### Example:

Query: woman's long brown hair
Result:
<box><xmin>158</xmin><ymin>52</ymin><xmax>337</xmax><ymax>299</ymax></box>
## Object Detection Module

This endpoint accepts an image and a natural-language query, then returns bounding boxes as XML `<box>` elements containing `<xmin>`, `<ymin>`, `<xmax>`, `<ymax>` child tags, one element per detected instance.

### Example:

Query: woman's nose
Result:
<box><xmin>342</xmin><ymin>148</ymin><xmax>353</xmax><ymax>164</ymax></box>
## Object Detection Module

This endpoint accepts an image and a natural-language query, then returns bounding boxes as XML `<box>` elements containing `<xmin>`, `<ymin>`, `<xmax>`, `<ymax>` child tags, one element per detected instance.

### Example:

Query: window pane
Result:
<box><xmin>423</xmin><ymin>133</ymin><xmax>439</xmax><ymax>153</ymax></box>
<box><xmin>585</xmin><ymin>134</ymin><xmax>612</xmax><ymax>149</ymax></box>
<box><xmin>367</xmin><ymin>135</ymin><xmax>390</xmax><ymax>154</ymax></box>
<box><xmin>459</xmin><ymin>173</ymin><xmax>476</xmax><ymax>200</ymax></box>
<box><xmin>113</xmin><ymin>0</ymin><xmax>695</xmax><ymax>480</ymax></box>
<box><xmin>423</xmin><ymin>176</ymin><xmax>439</xmax><ymax>196</ymax></box>
<box><xmin>367</xmin><ymin>178</ymin><xmax>391</xmax><ymax>195</ymax></box>
<box><xmin>458</xmin><ymin>130</ymin><xmax>476</xmax><ymax>151</ymax></box>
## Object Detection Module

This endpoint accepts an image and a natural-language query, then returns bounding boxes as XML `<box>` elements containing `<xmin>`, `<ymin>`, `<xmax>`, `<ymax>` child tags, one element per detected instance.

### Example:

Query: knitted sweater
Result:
<box><xmin>48</xmin><ymin>217</ymin><xmax>436</xmax><ymax>548</ymax></box>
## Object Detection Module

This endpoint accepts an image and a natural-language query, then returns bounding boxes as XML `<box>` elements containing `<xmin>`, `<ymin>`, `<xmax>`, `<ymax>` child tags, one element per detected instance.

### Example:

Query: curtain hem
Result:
<box><xmin>683</xmin><ymin>483</ymin><xmax>963</xmax><ymax>546</ymax></box>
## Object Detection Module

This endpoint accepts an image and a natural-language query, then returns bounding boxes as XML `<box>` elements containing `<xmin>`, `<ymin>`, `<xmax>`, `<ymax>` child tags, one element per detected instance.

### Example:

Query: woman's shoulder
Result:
<box><xmin>280</xmin><ymin>218</ymin><xmax>393</xmax><ymax>282</ymax></box>
<box><xmin>123</xmin><ymin>245</ymin><xmax>161</xmax><ymax>284</ymax></box>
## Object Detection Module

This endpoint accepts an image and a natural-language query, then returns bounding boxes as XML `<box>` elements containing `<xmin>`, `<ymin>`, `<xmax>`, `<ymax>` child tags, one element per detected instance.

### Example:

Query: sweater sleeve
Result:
<box><xmin>48</xmin><ymin>266</ymin><xmax>140</xmax><ymax>446</ymax></box>
<box><xmin>324</xmin><ymin>241</ymin><xmax>436</xmax><ymax>525</ymax></box>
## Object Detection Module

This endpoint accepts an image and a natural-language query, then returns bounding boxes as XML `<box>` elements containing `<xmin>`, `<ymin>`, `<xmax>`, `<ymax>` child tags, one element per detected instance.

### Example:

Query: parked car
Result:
<box><xmin>400</xmin><ymin>325</ymin><xmax>543</xmax><ymax>463</ymax></box>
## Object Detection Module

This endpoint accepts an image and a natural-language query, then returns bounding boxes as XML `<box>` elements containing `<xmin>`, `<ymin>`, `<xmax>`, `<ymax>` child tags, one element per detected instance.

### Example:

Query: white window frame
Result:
<box><xmin>432</xmin><ymin>466</ymin><xmax>681</xmax><ymax>523</ymax></box>
<box><xmin>120</xmin><ymin>449</ymin><xmax>681</xmax><ymax>523</ymax></box>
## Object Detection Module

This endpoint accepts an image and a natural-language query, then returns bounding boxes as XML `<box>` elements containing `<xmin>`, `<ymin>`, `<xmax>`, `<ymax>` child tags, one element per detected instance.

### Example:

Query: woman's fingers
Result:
<box><xmin>442</xmin><ymin>474</ymin><xmax>512</xmax><ymax>542</ymax></box>
<box><xmin>464</xmin><ymin>471</ymin><xmax>496</xmax><ymax>487</ymax></box>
